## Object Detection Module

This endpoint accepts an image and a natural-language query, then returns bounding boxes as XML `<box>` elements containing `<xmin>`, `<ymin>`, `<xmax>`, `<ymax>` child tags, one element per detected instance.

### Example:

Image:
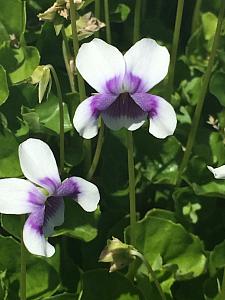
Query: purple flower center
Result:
<box><xmin>105</xmin><ymin>92</ymin><xmax>145</xmax><ymax>118</ymax></box>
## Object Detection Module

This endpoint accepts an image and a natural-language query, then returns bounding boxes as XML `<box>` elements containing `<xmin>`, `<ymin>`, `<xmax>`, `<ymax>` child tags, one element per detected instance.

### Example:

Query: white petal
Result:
<box><xmin>23</xmin><ymin>208</ymin><xmax>55</xmax><ymax>257</ymax></box>
<box><xmin>73</xmin><ymin>97</ymin><xmax>99</xmax><ymax>139</ymax></box>
<box><xmin>207</xmin><ymin>165</ymin><xmax>225</xmax><ymax>179</ymax></box>
<box><xmin>58</xmin><ymin>177</ymin><xmax>100</xmax><ymax>212</ymax></box>
<box><xmin>76</xmin><ymin>38</ymin><xmax>125</xmax><ymax>93</ymax></box>
<box><xmin>19</xmin><ymin>138</ymin><xmax>61</xmax><ymax>194</ymax></box>
<box><xmin>124</xmin><ymin>38</ymin><xmax>170</xmax><ymax>92</ymax></box>
<box><xmin>0</xmin><ymin>178</ymin><xmax>45</xmax><ymax>214</ymax></box>
<box><xmin>149</xmin><ymin>96</ymin><xmax>177</xmax><ymax>139</ymax></box>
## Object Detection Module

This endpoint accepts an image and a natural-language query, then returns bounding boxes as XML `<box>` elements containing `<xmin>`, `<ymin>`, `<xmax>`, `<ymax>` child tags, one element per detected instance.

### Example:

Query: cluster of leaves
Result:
<box><xmin>0</xmin><ymin>0</ymin><xmax>225</xmax><ymax>299</ymax></box>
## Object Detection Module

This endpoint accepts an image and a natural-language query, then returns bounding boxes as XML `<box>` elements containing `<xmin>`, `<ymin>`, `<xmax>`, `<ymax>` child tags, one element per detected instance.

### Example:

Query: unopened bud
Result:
<box><xmin>99</xmin><ymin>237</ymin><xmax>136</xmax><ymax>272</ymax></box>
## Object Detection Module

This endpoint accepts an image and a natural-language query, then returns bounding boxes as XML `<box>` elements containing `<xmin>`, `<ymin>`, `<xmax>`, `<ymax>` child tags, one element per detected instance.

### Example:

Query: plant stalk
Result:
<box><xmin>95</xmin><ymin>0</ymin><xmax>101</xmax><ymax>38</ymax></box>
<box><xmin>69</xmin><ymin>0</ymin><xmax>86</xmax><ymax>101</ymax></box>
<box><xmin>86</xmin><ymin>119</ymin><xmax>104</xmax><ymax>180</ymax></box>
<box><xmin>20</xmin><ymin>216</ymin><xmax>26</xmax><ymax>300</ymax></box>
<box><xmin>168</xmin><ymin>0</ymin><xmax>184</xmax><ymax>98</ymax></box>
<box><xmin>191</xmin><ymin>0</ymin><xmax>202</xmax><ymax>34</ymax></box>
<box><xmin>131</xmin><ymin>250</ymin><xmax>166</xmax><ymax>300</ymax></box>
<box><xmin>177</xmin><ymin>0</ymin><xmax>225</xmax><ymax>186</ymax></box>
<box><xmin>133</xmin><ymin>0</ymin><xmax>142</xmax><ymax>43</ymax></box>
<box><xmin>127</xmin><ymin>131</ymin><xmax>136</xmax><ymax>246</ymax></box>
<box><xmin>69</xmin><ymin>0</ymin><xmax>92</xmax><ymax>170</ymax></box>
<box><xmin>61</xmin><ymin>27</ymin><xmax>75</xmax><ymax>93</ymax></box>
<box><xmin>220</xmin><ymin>267</ymin><xmax>225</xmax><ymax>300</ymax></box>
<box><xmin>47</xmin><ymin>65</ymin><xmax>64</xmax><ymax>174</ymax></box>
<box><xmin>104</xmin><ymin>0</ymin><xmax>111</xmax><ymax>43</ymax></box>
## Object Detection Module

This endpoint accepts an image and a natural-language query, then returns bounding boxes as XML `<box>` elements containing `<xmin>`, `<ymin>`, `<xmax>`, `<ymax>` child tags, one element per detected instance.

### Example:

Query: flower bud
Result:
<box><xmin>99</xmin><ymin>237</ymin><xmax>136</xmax><ymax>272</ymax></box>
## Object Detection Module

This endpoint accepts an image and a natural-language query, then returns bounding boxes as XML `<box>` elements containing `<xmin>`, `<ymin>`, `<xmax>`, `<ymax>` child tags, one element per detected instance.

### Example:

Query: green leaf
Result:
<box><xmin>44</xmin><ymin>294</ymin><xmax>78</xmax><ymax>300</ymax></box>
<box><xmin>111</xmin><ymin>4</ymin><xmax>131</xmax><ymax>23</ymax></box>
<box><xmin>125</xmin><ymin>215</ymin><xmax>206</xmax><ymax>279</ymax></box>
<box><xmin>209</xmin><ymin>132</ymin><xmax>225</xmax><ymax>165</ymax></box>
<box><xmin>209</xmin><ymin>240</ymin><xmax>225</xmax><ymax>275</ymax></box>
<box><xmin>36</xmin><ymin>93</ymin><xmax>72</xmax><ymax>134</ymax></box>
<box><xmin>0</xmin><ymin>129</ymin><xmax>22</xmax><ymax>178</ymax></box>
<box><xmin>80</xmin><ymin>269</ymin><xmax>143</xmax><ymax>300</ymax></box>
<box><xmin>0</xmin><ymin>45</ymin><xmax>40</xmax><ymax>84</ymax></box>
<box><xmin>0</xmin><ymin>236</ymin><xmax>60</xmax><ymax>299</ymax></box>
<box><xmin>202</xmin><ymin>12</ymin><xmax>217</xmax><ymax>41</ymax></box>
<box><xmin>209</xmin><ymin>71</ymin><xmax>225</xmax><ymax>106</ymax></box>
<box><xmin>0</xmin><ymin>65</ymin><xmax>9</xmax><ymax>105</ymax></box>
<box><xmin>192</xmin><ymin>181</ymin><xmax>225</xmax><ymax>198</ymax></box>
<box><xmin>54</xmin><ymin>200</ymin><xmax>99</xmax><ymax>242</ymax></box>
<box><xmin>136</xmin><ymin>134</ymin><xmax>181</xmax><ymax>185</ymax></box>
<box><xmin>0</xmin><ymin>0</ymin><xmax>25</xmax><ymax>40</ymax></box>
<box><xmin>1</xmin><ymin>214</ymin><xmax>21</xmax><ymax>240</ymax></box>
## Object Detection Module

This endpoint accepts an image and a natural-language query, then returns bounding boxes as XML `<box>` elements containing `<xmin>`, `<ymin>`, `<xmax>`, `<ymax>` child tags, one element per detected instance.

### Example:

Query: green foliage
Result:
<box><xmin>0</xmin><ymin>0</ymin><xmax>225</xmax><ymax>299</ymax></box>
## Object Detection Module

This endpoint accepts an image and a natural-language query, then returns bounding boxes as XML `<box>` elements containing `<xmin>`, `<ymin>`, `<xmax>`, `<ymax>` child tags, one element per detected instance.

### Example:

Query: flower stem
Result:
<box><xmin>220</xmin><ymin>267</ymin><xmax>225</xmax><ymax>300</ymax></box>
<box><xmin>86</xmin><ymin>0</ymin><xmax>112</xmax><ymax>180</ymax></box>
<box><xmin>127</xmin><ymin>131</ymin><xmax>136</xmax><ymax>246</ymax></box>
<box><xmin>191</xmin><ymin>0</ymin><xmax>202</xmax><ymax>34</ymax></box>
<box><xmin>69</xmin><ymin>0</ymin><xmax>92</xmax><ymax>171</ymax></box>
<box><xmin>20</xmin><ymin>216</ymin><xmax>26</xmax><ymax>300</ymax></box>
<box><xmin>133</xmin><ymin>0</ymin><xmax>142</xmax><ymax>43</ymax></box>
<box><xmin>47</xmin><ymin>65</ymin><xmax>64</xmax><ymax>174</ymax></box>
<box><xmin>69</xmin><ymin>0</ymin><xmax>86</xmax><ymax>102</ymax></box>
<box><xmin>61</xmin><ymin>27</ymin><xmax>75</xmax><ymax>93</ymax></box>
<box><xmin>86</xmin><ymin>119</ymin><xmax>104</xmax><ymax>180</ymax></box>
<box><xmin>104</xmin><ymin>0</ymin><xmax>111</xmax><ymax>43</ymax></box>
<box><xmin>95</xmin><ymin>0</ymin><xmax>100</xmax><ymax>38</ymax></box>
<box><xmin>168</xmin><ymin>0</ymin><xmax>184</xmax><ymax>98</ymax></box>
<box><xmin>177</xmin><ymin>0</ymin><xmax>225</xmax><ymax>186</ymax></box>
<box><xmin>131</xmin><ymin>250</ymin><xmax>166</xmax><ymax>300</ymax></box>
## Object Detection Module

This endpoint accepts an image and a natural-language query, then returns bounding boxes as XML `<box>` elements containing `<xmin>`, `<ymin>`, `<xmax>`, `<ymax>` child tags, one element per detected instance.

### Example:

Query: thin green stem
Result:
<box><xmin>104</xmin><ymin>0</ymin><xmax>111</xmax><ymax>43</ymax></box>
<box><xmin>69</xmin><ymin>0</ymin><xmax>92</xmax><ymax>171</ymax></box>
<box><xmin>131</xmin><ymin>250</ymin><xmax>166</xmax><ymax>300</ymax></box>
<box><xmin>177</xmin><ymin>0</ymin><xmax>225</xmax><ymax>186</ymax></box>
<box><xmin>86</xmin><ymin>120</ymin><xmax>104</xmax><ymax>180</ymax></box>
<box><xmin>168</xmin><ymin>0</ymin><xmax>184</xmax><ymax>98</ymax></box>
<box><xmin>220</xmin><ymin>267</ymin><xmax>225</xmax><ymax>300</ymax></box>
<box><xmin>95</xmin><ymin>0</ymin><xmax>101</xmax><ymax>38</ymax></box>
<box><xmin>61</xmin><ymin>27</ymin><xmax>75</xmax><ymax>93</ymax></box>
<box><xmin>133</xmin><ymin>0</ymin><xmax>142</xmax><ymax>43</ymax></box>
<box><xmin>69</xmin><ymin>0</ymin><xmax>86</xmax><ymax>101</ymax></box>
<box><xmin>127</xmin><ymin>131</ymin><xmax>136</xmax><ymax>246</ymax></box>
<box><xmin>20</xmin><ymin>216</ymin><xmax>26</xmax><ymax>300</ymax></box>
<box><xmin>47</xmin><ymin>65</ymin><xmax>64</xmax><ymax>174</ymax></box>
<box><xmin>191</xmin><ymin>0</ymin><xmax>202</xmax><ymax>34</ymax></box>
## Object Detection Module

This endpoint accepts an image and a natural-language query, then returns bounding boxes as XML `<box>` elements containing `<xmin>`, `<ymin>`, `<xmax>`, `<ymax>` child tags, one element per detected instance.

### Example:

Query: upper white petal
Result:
<box><xmin>149</xmin><ymin>96</ymin><xmax>177</xmax><ymax>139</ymax></box>
<box><xmin>76</xmin><ymin>38</ymin><xmax>125</xmax><ymax>93</ymax></box>
<box><xmin>0</xmin><ymin>178</ymin><xmax>45</xmax><ymax>214</ymax></box>
<box><xmin>19</xmin><ymin>138</ymin><xmax>61</xmax><ymax>194</ymax></box>
<box><xmin>124</xmin><ymin>38</ymin><xmax>170</xmax><ymax>92</ymax></box>
<box><xmin>208</xmin><ymin>165</ymin><xmax>225</xmax><ymax>179</ymax></box>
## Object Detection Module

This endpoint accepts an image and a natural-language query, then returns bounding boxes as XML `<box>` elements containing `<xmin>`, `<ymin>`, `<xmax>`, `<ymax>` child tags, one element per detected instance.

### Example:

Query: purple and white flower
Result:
<box><xmin>0</xmin><ymin>138</ymin><xmax>100</xmax><ymax>257</ymax></box>
<box><xmin>73</xmin><ymin>38</ymin><xmax>177</xmax><ymax>139</ymax></box>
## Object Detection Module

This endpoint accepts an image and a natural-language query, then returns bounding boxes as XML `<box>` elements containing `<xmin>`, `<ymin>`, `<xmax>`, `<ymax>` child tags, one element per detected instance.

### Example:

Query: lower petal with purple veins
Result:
<box><xmin>43</xmin><ymin>196</ymin><xmax>64</xmax><ymax>237</ymax></box>
<box><xmin>73</xmin><ymin>94</ymin><xmax>116</xmax><ymax>139</ymax></box>
<box><xmin>131</xmin><ymin>93</ymin><xmax>177</xmax><ymax>139</ymax></box>
<box><xmin>23</xmin><ymin>206</ymin><xmax>55</xmax><ymax>257</ymax></box>
<box><xmin>102</xmin><ymin>92</ymin><xmax>147</xmax><ymax>131</ymax></box>
<box><xmin>56</xmin><ymin>177</ymin><xmax>100</xmax><ymax>212</ymax></box>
